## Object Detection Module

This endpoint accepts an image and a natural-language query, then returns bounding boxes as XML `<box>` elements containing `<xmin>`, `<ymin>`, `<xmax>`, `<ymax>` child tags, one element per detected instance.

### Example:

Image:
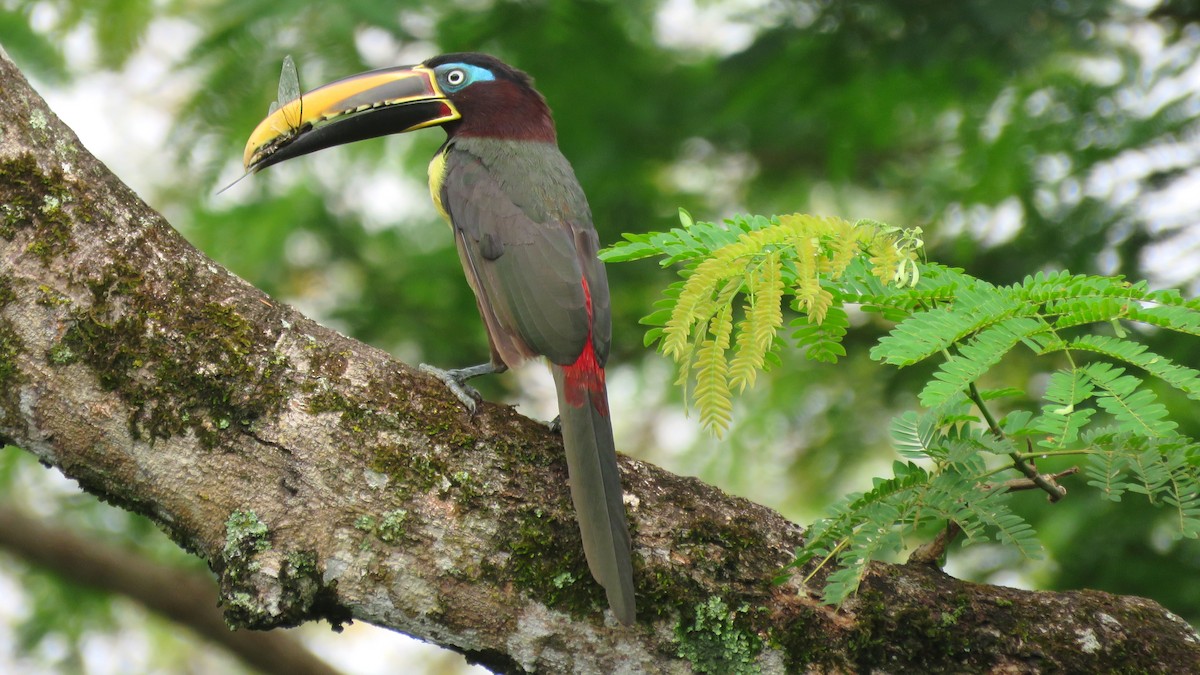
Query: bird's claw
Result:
<box><xmin>546</xmin><ymin>415</ymin><xmax>561</xmax><ymax>433</ymax></box>
<box><xmin>419</xmin><ymin>364</ymin><xmax>482</xmax><ymax>414</ymax></box>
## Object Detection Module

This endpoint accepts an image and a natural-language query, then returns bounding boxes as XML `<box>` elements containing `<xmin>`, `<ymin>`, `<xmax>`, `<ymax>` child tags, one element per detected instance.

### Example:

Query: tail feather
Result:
<box><xmin>551</xmin><ymin>365</ymin><xmax>635</xmax><ymax>625</ymax></box>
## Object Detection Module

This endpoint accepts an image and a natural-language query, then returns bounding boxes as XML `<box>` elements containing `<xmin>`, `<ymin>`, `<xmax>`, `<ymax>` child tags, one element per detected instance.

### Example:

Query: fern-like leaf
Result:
<box><xmin>871</xmin><ymin>286</ymin><xmax>1014</xmax><ymax>367</ymax></box>
<box><xmin>1031</xmin><ymin>370</ymin><xmax>1096</xmax><ymax>449</ymax></box>
<box><xmin>968</xmin><ymin>503</ymin><xmax>1042</xmax><ymax>558</ymax></box>
<box><xmin>1127</xmin><ymin>304</ymin><xmax>1200</xmax><ymax>338</ymax></box>
<box><xmin>664</xmin><ymin>256</ymin><xmax>729</xmax><ymax>359</ymax></box>
<box><xmin>1085</xmin><ymin>450</ymin><xmax>1131</xmax><ymax>501</ymax></box>
<box><xmin>729</xmin><ymin>252</ymin><xmax>785</xmax><ymax>391</ymax></box>
<box><xmin>919</xmin><ymin>317</ymin><xmax>1044</xmax><ymax>407</ymax></box>
<box><xmin>791</xmin><ymin>305</ymin><xmax>849</xmax><ymax>363</ymax></box>
<box><xmin>1070</xmin><ymin>334</ymin><xmax>1200</xmax><ymax>401</ymax></box>
<box><xmin>694</xmin><ymin>304</ymin><xmax>734</xmax><ymax>437</ymax></box>
<box><xmin>1151</xmin><ymin>448</ymin><xmax>1200</xmax><ymax>538</ymax></box>
<box><xmin>1083</xmin><ymin>363</ymin><xmax>1177</xmax><ymax>437</ymax></box>
<box><xmin>1084</xmin><ymin>432</ymin><xmax>1200</xmax><ymax>536</ymax></box>
<box><xmin>890</xmin><ymin>411</ymin><xmax>939</xmax><ymax>460</ymax></box>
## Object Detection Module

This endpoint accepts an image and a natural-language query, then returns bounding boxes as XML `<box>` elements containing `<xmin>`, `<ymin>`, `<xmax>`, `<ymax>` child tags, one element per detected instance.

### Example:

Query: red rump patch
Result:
<box><xmin>561</xmin><ymin>277</ymin><xmax>608</xmax><ymax>415</ymax></box>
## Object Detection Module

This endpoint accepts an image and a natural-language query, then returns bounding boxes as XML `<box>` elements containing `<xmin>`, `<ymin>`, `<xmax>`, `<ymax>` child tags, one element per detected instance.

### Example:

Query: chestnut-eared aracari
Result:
<box><xmin>241</xmin><ymin>53</ymin><xmax>636</xmax><ymax>625</ymax></box>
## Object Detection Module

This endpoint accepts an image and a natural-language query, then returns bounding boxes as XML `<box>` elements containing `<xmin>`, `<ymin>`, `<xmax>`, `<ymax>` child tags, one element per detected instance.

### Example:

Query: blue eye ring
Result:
<box><xmin>435</xmin><ymin>63</ymin><xmax>496</xmax><ymax>93</ymax></box>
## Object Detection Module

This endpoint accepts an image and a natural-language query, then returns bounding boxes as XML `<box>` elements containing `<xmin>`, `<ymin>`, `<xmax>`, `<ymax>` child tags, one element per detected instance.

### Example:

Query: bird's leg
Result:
<box><xmin>419</xmin><ymin>361</ymin><xmax>501</xmax><ymax>413</ymax></box>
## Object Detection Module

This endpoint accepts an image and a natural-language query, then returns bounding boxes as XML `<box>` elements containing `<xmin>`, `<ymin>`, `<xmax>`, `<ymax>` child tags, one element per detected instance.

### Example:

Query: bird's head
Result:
<box><xmin>242</xmin><ymin>52</ymin><xmax>555</xmax><ymax>174</ymax></box>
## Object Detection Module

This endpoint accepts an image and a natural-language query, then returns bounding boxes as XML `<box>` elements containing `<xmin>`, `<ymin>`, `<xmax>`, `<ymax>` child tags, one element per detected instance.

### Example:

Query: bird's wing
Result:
<box><xmin>438</xmin><ymin>139</ymin><xmax>607</xmax><ymax>367</ymax></box>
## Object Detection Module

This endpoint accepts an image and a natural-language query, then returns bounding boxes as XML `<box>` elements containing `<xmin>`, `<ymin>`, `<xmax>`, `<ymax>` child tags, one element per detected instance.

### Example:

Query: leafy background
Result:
<box><xmin>3</xmin><ymin>0</ymin><xmax>1200</xmax><ymax>672</ymax></box>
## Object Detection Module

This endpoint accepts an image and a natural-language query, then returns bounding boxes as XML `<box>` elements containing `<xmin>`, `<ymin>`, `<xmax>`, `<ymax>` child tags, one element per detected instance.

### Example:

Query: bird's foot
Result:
<box><xmin>419</xmin><ymin>362</ymin><xmax>497</xmax><ymax>414</ymax></box>
<box><xmin>546</xmin><ymin>415</ymin><xmax>561</xmax><ymax>433</ymax></box>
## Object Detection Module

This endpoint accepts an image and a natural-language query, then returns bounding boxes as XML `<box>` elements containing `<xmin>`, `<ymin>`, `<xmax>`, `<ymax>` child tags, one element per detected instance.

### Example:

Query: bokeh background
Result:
<box><xmin>3</xmin><ymin>0</ymin><xmax>1200</xmax><ymax>672</ymax></box>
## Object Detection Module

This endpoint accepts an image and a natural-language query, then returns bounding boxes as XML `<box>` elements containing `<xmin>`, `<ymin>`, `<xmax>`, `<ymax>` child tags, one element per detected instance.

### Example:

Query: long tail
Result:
<box><xmin>551</xmin><ymin>363</ymin><xmax>636</xmax><ymax>625</ymax></box>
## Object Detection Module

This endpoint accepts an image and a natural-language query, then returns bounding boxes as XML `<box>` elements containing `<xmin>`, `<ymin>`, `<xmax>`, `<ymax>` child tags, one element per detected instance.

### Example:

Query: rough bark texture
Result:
<box><xmin>1</xmin><ymin>47</ymin><xmax>1198</xmax><ymax>674</ymax></box>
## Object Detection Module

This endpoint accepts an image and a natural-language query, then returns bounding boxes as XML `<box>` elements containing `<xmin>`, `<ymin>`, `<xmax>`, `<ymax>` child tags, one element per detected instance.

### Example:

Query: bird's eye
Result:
<box><xmin>446</xmin><ymin>69</ymin><xmax>466</xmax><ymax>86</ymax></box>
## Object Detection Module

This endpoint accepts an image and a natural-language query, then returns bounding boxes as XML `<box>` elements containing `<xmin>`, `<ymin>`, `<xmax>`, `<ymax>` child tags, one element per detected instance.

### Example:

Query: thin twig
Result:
<box><xmin>981</xmin><ymin>466</ymin><xmax>1080</xmax><ymax>495</ymax></box>
<box><xmin>967</xmin><ymin>381</ymin><xmax>1005</xmax><ymax>437</ymax></box>
<box><xmin>908</xmin><ymin>521</ymin><xmax>963</xmax><ymax>565</ymax></box>
<box><xmin>1010</xmin><ymin>439</ymin><xmax>1069</xmax><ymax>502</ymax></box>
<box><xmin>966</xmin><ymin>382</ymin><xmax>1068</xmax><ymax>502</ymax></box>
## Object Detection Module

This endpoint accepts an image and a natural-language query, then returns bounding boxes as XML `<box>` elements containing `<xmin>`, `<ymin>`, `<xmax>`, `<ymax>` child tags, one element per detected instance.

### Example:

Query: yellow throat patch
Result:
<box><xmin>427</xmin><ymin>149</ymin><xmax>450</xmax><ymax>223</ymax></box>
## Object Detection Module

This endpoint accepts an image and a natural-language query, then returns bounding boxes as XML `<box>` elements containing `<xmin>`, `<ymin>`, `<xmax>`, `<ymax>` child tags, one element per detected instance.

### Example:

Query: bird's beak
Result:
<box><xmin>242</xmin><ymin>64</ymin><xmax>460</xmax><ymax>173</ymax></box>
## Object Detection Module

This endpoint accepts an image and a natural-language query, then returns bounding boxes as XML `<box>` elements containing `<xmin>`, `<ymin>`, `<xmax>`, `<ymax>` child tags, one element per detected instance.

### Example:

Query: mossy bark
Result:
<box><xmin>1</xmin><ymin>49</ymin><xmax>1198</xmax><ymax>674</ymax></box>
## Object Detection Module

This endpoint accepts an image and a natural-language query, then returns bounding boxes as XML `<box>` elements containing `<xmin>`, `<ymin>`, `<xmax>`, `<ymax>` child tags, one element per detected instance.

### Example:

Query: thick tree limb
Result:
<box><xmin>0</xmin><ymin>503</ymin><xmax>342</xmax><ymax>675</ymax></box>
<box><xmin>1</xmin><ymin>47</ymin><xmax>1198</xmax><ymax>673</ymax></box>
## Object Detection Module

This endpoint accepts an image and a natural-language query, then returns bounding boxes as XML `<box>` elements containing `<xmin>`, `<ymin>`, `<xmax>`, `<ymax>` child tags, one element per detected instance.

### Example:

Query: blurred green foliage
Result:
<box><xmin>4</xmin><ymin>0</ymin><xmax>1200</xmax><ymax>669</ymax></box>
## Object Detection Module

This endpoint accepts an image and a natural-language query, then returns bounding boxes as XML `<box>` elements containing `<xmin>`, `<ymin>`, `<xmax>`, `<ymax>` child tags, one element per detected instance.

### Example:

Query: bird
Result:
<box><xmin>241</xmin><ymin>53</ymin><xmax>636</xmax><ymax>625</ymax></box>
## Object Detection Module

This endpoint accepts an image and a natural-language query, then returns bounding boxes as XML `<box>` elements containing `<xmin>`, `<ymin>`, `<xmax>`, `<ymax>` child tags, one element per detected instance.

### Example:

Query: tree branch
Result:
<box><xmin>0</xmin><ymin>502</ymin><xmax>342</xmax><ymax>675</ymax></box>
<box><xmin>1</xmin><ymin>47</ymin><xmax>1197</xmax><ymax>673</ymax></box>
